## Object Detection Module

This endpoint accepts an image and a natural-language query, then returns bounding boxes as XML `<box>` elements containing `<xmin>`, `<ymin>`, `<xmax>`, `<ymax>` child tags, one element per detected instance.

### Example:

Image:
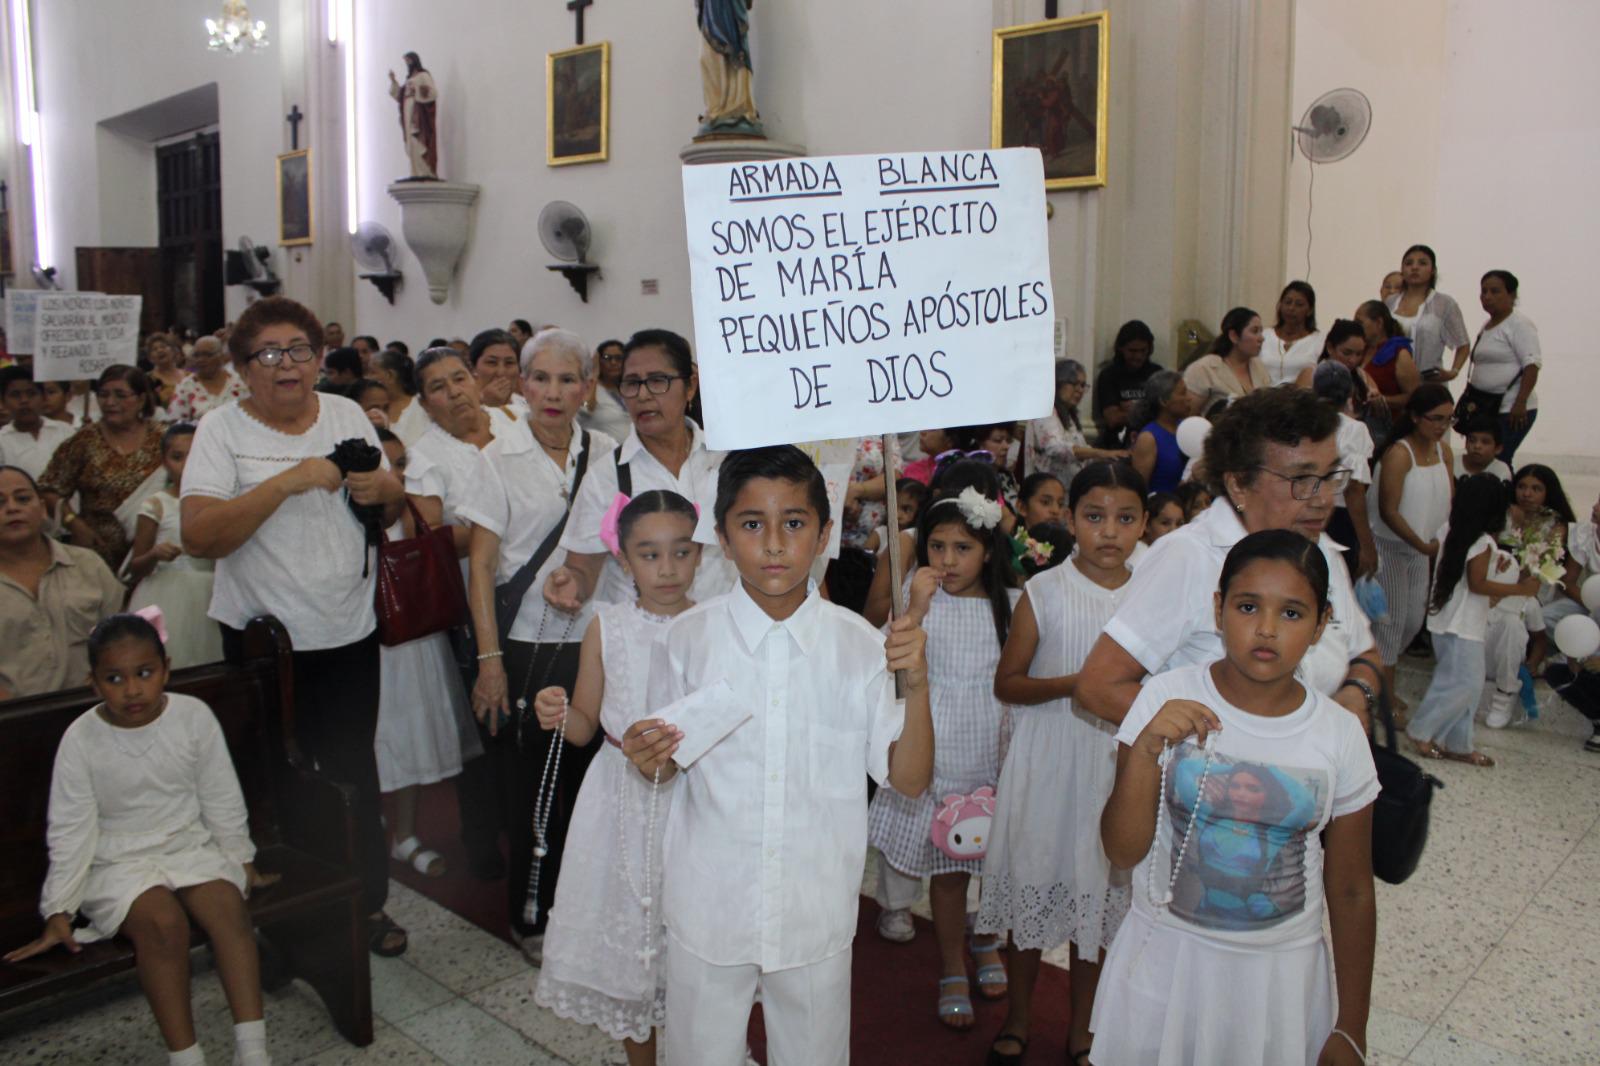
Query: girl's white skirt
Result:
<box><xmin>535</xmin><ymin>742</ymin><xmax>669</xmax><ymax>1043</ymax></box>
<box><xmin>375</xmin><ymin>631</ymin><xmax>476</xmax><ymax>793</ymax></box>
<box><xmin>1089</xmin><ymin>907</ymin><xmax>1334</xmax><ymax>1066</ymax></box>
<box><xmin>975</xmin><ymin>705</ymin><xmax>1129</xmax><ymax>955</ymax></box>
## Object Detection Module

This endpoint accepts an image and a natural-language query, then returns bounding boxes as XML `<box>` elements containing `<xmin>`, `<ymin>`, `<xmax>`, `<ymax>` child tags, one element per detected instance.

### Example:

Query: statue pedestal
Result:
<box><xmin>679</xmin><ymin>138</ymin><xmax>807</xmax><ymax>165</ymax></box>
<box><xmin>386</xmin><ymin>180</ymin><xmax>480</xmax><ymax>304</ymax></box>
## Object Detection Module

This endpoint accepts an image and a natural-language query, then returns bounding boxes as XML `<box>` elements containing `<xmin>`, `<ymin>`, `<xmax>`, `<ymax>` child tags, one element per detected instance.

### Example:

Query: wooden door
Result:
<box><xmin>75</xmin><ymin>247</ymin><xmax>163</xmax><ymax>336</ymax></box>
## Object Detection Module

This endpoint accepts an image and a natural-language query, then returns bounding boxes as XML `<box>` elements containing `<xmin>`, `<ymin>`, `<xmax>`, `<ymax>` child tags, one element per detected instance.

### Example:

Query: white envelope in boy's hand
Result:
<box><xmin>653</xmin><ymin>679</ymin><xmax>749</xmax><ymax>768</ymax></box>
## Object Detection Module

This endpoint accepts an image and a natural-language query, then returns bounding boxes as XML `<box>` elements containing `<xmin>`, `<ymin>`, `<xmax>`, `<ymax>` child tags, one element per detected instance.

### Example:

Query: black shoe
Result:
<box><xmin>467</xmin><ymin>848</ymin><xmax>507</xmax><ymax>881</ymax></box>
<box><xmin>1405</xmin><ymin>632</ymin><xmax>1434</xmax><ymax>659</ymax></box>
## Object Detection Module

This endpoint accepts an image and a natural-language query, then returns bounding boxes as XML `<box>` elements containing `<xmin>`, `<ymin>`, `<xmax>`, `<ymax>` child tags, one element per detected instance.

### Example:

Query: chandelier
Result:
<box><xmin>205</xmin><ymin>0</ymin><xmax>270</xmax><ymax>54</ymax></box>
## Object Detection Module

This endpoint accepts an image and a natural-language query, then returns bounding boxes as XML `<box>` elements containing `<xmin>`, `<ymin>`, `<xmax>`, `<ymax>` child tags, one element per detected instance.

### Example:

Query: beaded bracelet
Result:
<box><xmin>476</xmin><ymin>650</ymin><xmax>504</xmax><ymax>661</ymax></box>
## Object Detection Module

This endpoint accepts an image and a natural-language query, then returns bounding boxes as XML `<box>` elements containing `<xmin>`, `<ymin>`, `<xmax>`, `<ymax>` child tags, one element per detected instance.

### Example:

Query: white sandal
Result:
<box><xmin>390</xmin><ymin>835</ymin><xmax>447</xmax><ymax>878</ymax></box>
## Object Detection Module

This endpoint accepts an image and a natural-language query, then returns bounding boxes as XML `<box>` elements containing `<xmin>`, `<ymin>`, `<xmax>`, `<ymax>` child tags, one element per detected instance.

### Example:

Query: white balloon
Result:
<box><xmin>1176</xmin><ymin>416</ymin><xmax>1212</xmax><ymax>458</ymax></box>
<box><xmin>1582</xmin><ymin>574</ymin><xmax>1600</xmax><ymax>613</ymax></box>
<box><xmin>1553</xmin><ymin>615</ymin><xmax>1600</xmax><ymax>661</ymax></box>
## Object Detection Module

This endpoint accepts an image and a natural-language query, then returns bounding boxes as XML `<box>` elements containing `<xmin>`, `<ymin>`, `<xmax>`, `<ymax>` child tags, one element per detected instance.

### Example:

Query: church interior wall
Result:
<box><xmin>29</xmin><ymin>0</ymin><xmax>283</xmax><ymax>320</ymax></box>
<box><xmin>1287</xmin><ymin>0</ymin><xmax>1596</xmax><ymax>460</ymax></box>
<box><xmin>11</xmin><ymin>1</ymin><xmax>1588</xmax><ymax>460</ymax></box>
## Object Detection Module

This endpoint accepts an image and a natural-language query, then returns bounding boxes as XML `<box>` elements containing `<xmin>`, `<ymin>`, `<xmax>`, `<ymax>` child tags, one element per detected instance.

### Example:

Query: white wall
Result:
<box><xmin>27</xmin><ymin>0</ymin><xmax>283</xmax><ymax>320</ymax></box>
<box><xmin>1287</xmin><ymin>0</ymin><xmax>1596</xmax><ymax>459</ymax></box>
<box><xmin>1431</xmin><ymin>0</ymin><xmax>1599</xmax><ymax>460</ymax></box>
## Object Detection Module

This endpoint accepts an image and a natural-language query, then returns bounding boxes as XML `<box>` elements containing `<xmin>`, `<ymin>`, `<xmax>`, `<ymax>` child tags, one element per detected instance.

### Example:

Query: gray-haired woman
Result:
<box><xmin>1024</xmin><ymin>359</ymin><xmax>1129</xmax><ymax>485</ymax></box>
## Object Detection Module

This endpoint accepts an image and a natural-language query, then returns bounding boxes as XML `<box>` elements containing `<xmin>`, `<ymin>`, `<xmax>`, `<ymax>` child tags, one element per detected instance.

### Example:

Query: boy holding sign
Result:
<box><xmin>622</xmin><ymin>446</ymin><xmax>934</xmax><ymax>1066</ymax></box>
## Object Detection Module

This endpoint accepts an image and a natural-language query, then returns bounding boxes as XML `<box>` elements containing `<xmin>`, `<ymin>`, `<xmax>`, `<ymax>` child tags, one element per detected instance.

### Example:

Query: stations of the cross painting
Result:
<box><xmin>567</xmin><ymin>0</ymin><xmax>594</xmax><ymax>44</ymax></box>
<box><xmin>286</xmin><ymin>104</ymin><xmax>304</xmax><ymax>150</ymax></box>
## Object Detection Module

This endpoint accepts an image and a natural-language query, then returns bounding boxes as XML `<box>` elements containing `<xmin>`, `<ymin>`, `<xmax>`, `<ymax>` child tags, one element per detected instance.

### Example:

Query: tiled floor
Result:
<box><xmin>3</xmin><ymin>658</ymin><xmax>1595</xmax><ymax>1065</ymax></box>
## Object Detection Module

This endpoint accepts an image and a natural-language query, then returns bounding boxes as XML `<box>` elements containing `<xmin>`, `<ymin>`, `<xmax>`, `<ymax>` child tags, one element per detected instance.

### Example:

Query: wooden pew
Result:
<box><xmin>0</xmin><ymin>617</ymin><xmax>373</xmax><ymax>1046</ymax></box>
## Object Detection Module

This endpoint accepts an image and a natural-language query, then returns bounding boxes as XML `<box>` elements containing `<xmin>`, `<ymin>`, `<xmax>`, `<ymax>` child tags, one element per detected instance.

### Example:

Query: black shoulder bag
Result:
<box><xmin>1359</xmin><ymin>657</ymin><xmax>1443</xmax><ymax>885</ymax></box>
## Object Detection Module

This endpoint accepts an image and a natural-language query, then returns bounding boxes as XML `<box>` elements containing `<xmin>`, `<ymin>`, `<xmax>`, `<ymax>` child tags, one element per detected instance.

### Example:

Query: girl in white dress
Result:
<box><xmin>4</xmin><ymin>613</ymin><xmax>276</xmax><ymax>1066</ymax></box>
<box><xmin>1095</xmin><ymin>530</ymin><xmax>1380</xmax><ymax>1066</ymax></box>
<box><xmin>531</xmin><ymin>491</ymin><xmax>701</xmax><ymax>1066</ymax></box>
<box><xmin>866</xmin><ymin>486</ymin><xmax>1019</xmax><ymax>1030</ymax></box>
<box><xmin>979</xmin><ymin>461</ymin><xmax>1148</xmax><ymax>1065</ymax></box>
<box><xmin>128</xmin><ymin>424</ymin><xmax>222</xmax><ymax>669</ymax></box>
<box><xmin>374</xmin><ymin>429</ymin><xmax>477</xmax><ymax>877</ymax></box>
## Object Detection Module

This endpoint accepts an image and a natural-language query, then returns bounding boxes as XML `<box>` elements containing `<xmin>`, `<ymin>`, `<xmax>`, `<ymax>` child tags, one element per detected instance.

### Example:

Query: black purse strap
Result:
<box><xmin>1351</xmin><ymin>655</ymin><xmax>1400</xmax><ymax>753</ymax></box>
<box><xmin>614</xmin><ymin>445</ymin><xmax>632</xmax><ymax>497</ymax></box>
<box><xmin>496</xmin><ymin>430</ymin><xmax>592</xmax><ymax>617</ymax></box>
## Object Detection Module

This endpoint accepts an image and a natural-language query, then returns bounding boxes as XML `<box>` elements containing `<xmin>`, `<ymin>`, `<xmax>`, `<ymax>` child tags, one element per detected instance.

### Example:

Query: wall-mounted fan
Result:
<box><xmin>1293</xmin><ymin>88</ymin><xmax>1373</xmax><ymax>281</ymax></box>
<box><xmin>539</xmin><ymin>201</ymin><xmax>599</xmax><ymax>302</ymax></box>
<box><xmin>351</xmin><ymin>222</ymin><xmax>403</xmax><ymax>304</ymax></box>
<box><xmin>225</xmin><ymin>237</ymin><xmax>281</xmax><ymax>296</ymax></box>
<box><xmin>1294</xmin><ymin>88</ymin><xmax>1372</xmax><ymax>163</ymax></box>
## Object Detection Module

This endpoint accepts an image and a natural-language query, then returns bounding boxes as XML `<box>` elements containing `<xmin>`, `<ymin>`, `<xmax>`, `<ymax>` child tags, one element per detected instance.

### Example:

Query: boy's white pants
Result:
<box><xmin>665</xmin><ymin>934</ymin><xmax>852</xmax><ymax>1066</ymax></box>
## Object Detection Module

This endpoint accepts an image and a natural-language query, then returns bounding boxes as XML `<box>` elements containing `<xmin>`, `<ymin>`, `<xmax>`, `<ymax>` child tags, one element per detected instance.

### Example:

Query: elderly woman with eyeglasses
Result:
<box><xmin>578</xmin><ymin>338</ymin><xmax>634</xmax><ymax>442</ymax></box>
<box><xmin>1076</xmin><ymin>388</ymin><xmax>1382</xmax><ymax>729</ymax></box>
<box><xmin>39</xmin><ymin>365</ymin><xmax>165</xmax><ymax>568</ymax></box>
<box><xmin>179</xmin><ymin>296</ymin><xmax>411</xmax><ymax>958</ymax></box>
<box><xmin>1025</xmin><ymin>359</ymin><xmax>1129</xmax><ymax>486</ymax></box>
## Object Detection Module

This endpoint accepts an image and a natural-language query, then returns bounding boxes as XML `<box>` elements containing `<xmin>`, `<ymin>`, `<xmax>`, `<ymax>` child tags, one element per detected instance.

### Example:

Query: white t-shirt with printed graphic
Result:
<box><xmin>1115</xmin><ymin>662</ymin><xmax>1379</xmax><ymax>949</ymax></box>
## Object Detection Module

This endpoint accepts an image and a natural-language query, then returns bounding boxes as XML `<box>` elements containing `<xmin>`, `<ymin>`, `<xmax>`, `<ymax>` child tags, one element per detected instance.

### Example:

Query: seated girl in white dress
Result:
<box><xmin>3</xmin><ymin>611</ymin><xmax>277</xmax><ymax>1066</ymax></box>
<box><xmin>128</xmin><ymin>424</ymin><xmax>223</xmax><ymax>669</ymax></box>
<box><xmin>1095</xmin><ymin>530</ymin><xmax>1379</xmax><ymax>1066</ymax></box>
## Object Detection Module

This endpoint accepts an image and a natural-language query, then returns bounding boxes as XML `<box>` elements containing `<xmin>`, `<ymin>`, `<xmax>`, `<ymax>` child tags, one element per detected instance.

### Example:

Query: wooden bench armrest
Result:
<box><xmin>274</xmin><ymin>762</ymin><xmax>359</xmax><ymax>871</ymax></box>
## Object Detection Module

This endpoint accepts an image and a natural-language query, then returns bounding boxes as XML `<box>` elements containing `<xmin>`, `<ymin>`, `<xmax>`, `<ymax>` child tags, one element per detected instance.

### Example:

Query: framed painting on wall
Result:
<box><xmin>547</xmin><ymin>41</ymin><xmax>610</xmax><ymax>166</ymax></box>
<box><xmin>992</xmin><ymin>11</ymin><xmax>1110</xmax><ymax>190</ymax></box>
<box><xmin>277</xmin><ymin>149</ymin><xmax>313</xmax><ymax>246</ymax></box>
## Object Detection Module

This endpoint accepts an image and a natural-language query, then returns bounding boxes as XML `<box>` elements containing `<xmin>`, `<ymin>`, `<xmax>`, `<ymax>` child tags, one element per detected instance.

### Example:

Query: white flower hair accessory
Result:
<box><xmin>953</xmin><ymin>486</ymin><xmax>1003</xmax><ymax>531</ymax></box>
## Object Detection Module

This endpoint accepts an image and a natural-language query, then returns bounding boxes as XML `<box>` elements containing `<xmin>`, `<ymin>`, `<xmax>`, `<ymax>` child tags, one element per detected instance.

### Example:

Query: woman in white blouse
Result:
<box><xmin>1024</xmin><ymin>359</ymin><xmax>1128</xmax><ymax>485</ymax></box>
<box><xmin>180</xmin><ymin>296</ymin><xmax>409</xmax><ymax>956</ymax></box>
<box><xmin>466</xmin><ymin>329</ymin><xmax>618</xmax><ymax>959</ymax></box>
<box><xmin>1261</xmin><ymin>280</ymin><xmax>1324</xmax><ymax>386</ymax></box>
<box><xmin>1076</xmin><ymin>387</ymin><xmax>1381</xmax><ymax>728</ymax></box>
<box><xmin>1465</xmin><ymin>269</ymin><xmax>1541</xmax><ymax>465</ymax></box>
<box><xmin>1385</xmin><ymin>243</ymin><xmax>1470</xmax><ymax>381</ymax></box>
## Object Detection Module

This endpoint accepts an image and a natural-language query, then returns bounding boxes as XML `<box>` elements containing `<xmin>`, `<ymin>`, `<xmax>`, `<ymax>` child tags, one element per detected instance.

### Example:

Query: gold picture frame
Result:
<box><xmin>992</xmin><ymin>11</ymin><xmax>1110</xmax><ymax>190</ymax></box>
<box><xmin>276</xmin><ymin>149</ymin><xmax>313</xmax><ymax>246</ymax></box>
<box><xmin>547</xmin><ymin>41</ymin><xmax>610</xmax><ymax>166</ymax></box>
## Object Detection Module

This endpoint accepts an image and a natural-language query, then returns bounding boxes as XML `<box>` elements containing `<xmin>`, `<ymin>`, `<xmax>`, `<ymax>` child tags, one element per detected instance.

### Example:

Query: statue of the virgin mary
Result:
<box><xmin>696</xmin><ymin>0</ymin><xmax>764</xmax><ymax>137</ymax></box>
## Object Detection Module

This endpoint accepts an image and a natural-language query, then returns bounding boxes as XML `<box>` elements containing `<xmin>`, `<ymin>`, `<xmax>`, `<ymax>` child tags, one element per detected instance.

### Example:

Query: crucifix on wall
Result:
<box><xmin>567</xmin><ymin>0</ymin><xmax>593</xmax><ymax>44</ymax></box>
<box><xmin>286</xmin><ymin>104</ymin><xmax>304</xmax><ymax>150</ymax></box>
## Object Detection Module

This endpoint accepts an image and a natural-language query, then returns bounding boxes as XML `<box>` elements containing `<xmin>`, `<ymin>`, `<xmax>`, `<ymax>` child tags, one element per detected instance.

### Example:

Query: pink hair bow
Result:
<box><xmin>132</xmin><ymin>605</ymin><xmax>170</xmax><ymax>646</ymax></box>
<box><xmin>598</xmin><ymin>492</ymin><xmax>632</xmax><ymax>556</ymax></box>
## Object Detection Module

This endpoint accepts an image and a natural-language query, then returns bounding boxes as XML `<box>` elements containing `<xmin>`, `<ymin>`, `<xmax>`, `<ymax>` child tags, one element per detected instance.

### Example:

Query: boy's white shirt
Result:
<box><xmin>651</xmin><ymin>581</ymin><xmax>905</xmax><ymax>971</ymax></box>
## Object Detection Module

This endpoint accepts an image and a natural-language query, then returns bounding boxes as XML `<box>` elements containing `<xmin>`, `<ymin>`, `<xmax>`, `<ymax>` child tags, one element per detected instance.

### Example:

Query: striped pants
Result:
<box><xmin>1374</xmin><ymin>538</ymin><xmax>1432</xmax><ymax>665</ymax></box>
<box><xmin>1409</xmin><ymin>632</ymin><xmax>1486</xmax><ymax>754</ymax></box>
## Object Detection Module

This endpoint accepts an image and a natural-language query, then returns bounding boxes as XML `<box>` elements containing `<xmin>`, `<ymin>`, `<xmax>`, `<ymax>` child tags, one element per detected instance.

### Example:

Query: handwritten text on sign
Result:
<box><xmin>683</xmin><ymin>149</ymin><xmax>1055</xmax><ymax>449</ymax></box>
<box><xmin>33</xmin><ymin>294</ymin><xmax>143</xmax><ymax>382</ymax></box>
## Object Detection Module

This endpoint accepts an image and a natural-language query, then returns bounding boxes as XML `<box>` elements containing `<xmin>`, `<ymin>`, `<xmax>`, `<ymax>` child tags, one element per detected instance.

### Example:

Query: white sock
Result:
<box><xmin>233</xmin><ymin>1019</ymin><xmax>269</xmax><ymax>1065</ymax></box>
<box><xmin>169</xmin><ymin>1044</ymin><xmax>206</xmax><ymax>1066</ymax></box>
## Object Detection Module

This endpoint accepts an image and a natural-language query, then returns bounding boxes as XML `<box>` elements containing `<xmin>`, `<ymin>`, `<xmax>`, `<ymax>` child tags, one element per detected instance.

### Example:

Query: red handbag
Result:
<box><xmin>376</xmin><ymin>501</ymin><xmax>469</xmax><ymax>646</ymax></box>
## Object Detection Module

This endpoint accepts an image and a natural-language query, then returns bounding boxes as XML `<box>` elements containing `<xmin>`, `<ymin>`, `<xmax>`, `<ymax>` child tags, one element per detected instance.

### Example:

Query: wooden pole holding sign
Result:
<box><xmin>882</xmin><ymin>432</ymin><xmax>907</xmax><ymax>694</ymax></box>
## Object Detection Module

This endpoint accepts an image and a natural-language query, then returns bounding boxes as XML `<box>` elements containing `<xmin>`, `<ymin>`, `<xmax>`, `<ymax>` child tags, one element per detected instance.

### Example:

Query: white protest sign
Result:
<box><xmin>683</xmin><ymin>148</ymin><xmax>1055</xmax><ymax>450</ymax></box>
<box><xmin>5</xmin><ymin>290</ymin><xmax>45</xmax><ymax>353</ymax></box>
<box><xmin>32</xmin><ymin>294</ymin><xmax>143</xmax><ymax>381</ymax></box>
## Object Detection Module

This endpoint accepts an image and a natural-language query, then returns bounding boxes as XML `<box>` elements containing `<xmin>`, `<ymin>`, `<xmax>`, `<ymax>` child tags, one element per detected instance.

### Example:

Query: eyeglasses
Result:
<box><xmin>1419</xmin><ymin>412</ymin><xmax>1453</xmax><ymax>426</ymax></box>
<box><xmin>619</xmin><ymin>373</ymin><xmax>684</xmax><ymax>397</ymax></box>
<box><xmin>250</xmin><ymin>344</ymin><xmax>318</xmax><ymax>367</ymax></box>
<box><xmin>598</xmin><ymin>351</ymin><xmax>625</xmax><ymax>364</ymax></box>
<box><xmin>1253</xmin><ymin>465</ymin><xmax>1353</xmax><ymax>500</ymax></box>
